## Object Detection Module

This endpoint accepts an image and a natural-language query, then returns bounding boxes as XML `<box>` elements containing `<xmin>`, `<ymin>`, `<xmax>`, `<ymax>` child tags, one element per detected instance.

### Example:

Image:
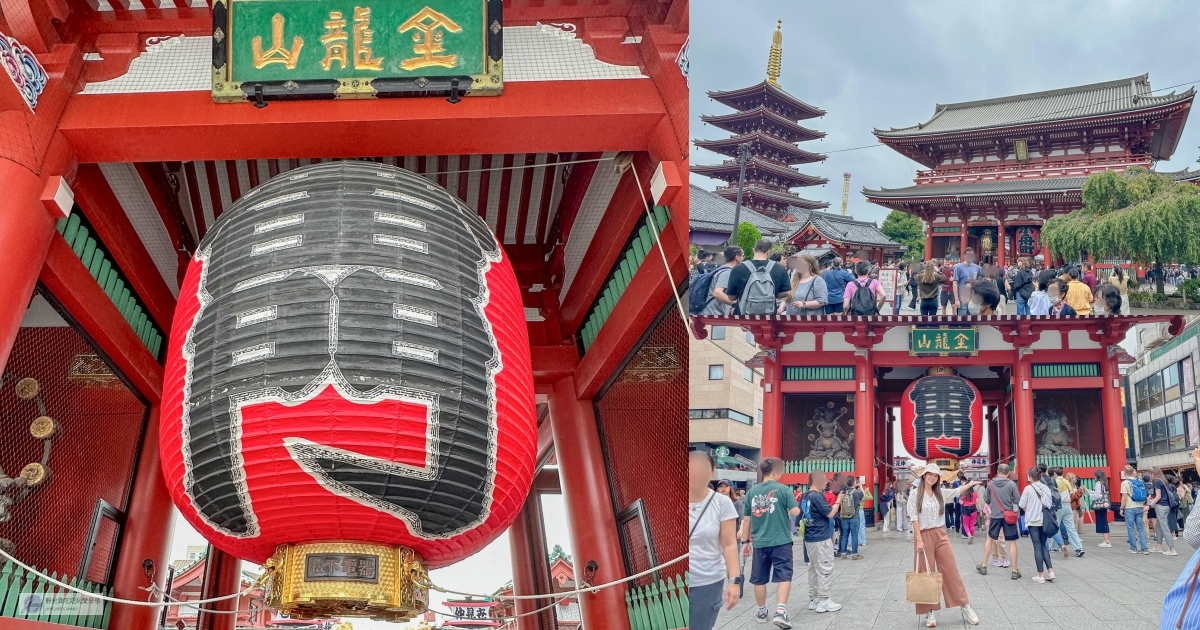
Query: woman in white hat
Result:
<box><xmin>906</xmin><ymin>462</ymin><xmax>982</xmax><ymax>627</ymax></box>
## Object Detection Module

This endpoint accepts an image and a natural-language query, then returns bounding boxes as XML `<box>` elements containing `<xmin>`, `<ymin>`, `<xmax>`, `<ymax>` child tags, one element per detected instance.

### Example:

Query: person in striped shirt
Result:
<box><xmin>1160</xmin><ymin>447</ymin><xmax>1200</xmax><ymax>629</ymax></box>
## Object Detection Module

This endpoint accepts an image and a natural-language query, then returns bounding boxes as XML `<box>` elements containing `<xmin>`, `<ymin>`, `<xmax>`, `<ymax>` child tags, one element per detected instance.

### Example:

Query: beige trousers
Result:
<box><xmin>914</xmin><ymin>527</ymin><xmax>969</xmax><ymax>615</ymax></box>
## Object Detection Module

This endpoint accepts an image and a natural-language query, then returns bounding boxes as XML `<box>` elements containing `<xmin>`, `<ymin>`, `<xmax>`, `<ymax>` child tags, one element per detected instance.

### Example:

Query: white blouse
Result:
<box><xmin>907</xmin><ymin>485</ymin><xmax>971</xmax><ymax>532</ymax></box>
<box><xmin>1019</xmin><ymin>482</ymin><xmax>1053</xmax><ymax>526</ymax></box>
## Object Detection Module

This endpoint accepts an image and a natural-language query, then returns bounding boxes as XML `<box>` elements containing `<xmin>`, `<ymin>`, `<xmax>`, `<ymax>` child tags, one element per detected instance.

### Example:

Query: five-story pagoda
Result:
<box><xmin>693</xmin><ymin>22</ymin><xmax>830</xmax><ymax>219</ymax></box>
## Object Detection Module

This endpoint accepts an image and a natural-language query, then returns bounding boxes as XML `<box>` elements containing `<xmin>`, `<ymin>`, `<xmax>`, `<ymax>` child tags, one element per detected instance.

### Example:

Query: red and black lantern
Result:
<box><xmin>159</xmin><ymin>162</ymin><xmax>537</xmax><ymax>620</ymax></box>
<box><xmin>899</xmin><ymin>370</ymin><xmax>983</xmax><ymax>460</ymax></box>
<box><xmin>1015</xmin><ymin>226</ymin><xmax>1040</xmax><ymax>257</ymax></box>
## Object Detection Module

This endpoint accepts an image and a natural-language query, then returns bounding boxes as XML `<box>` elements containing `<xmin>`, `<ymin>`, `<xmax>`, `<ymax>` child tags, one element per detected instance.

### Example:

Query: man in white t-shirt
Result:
<box><xmin>690</xmin><ymin>452</ymin><xmax>742</xmax><ymax>629</ymax></box>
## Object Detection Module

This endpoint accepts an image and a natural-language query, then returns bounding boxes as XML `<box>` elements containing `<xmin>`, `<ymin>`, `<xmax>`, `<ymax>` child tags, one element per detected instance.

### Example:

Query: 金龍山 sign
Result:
<box><xmin>909</xmin><ymin>326</ymin><xmax>978</xmax><ymax>357</ymax></box>
<box><xmin>213</xmin><ymin>0</ymin><xmax>502</xmax><ymax>103</ymax></box>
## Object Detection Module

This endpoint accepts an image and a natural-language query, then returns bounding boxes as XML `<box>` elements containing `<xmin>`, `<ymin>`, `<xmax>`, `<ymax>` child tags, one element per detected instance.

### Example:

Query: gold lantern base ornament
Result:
<box><xmin>263</xmin><ymin>541</ymin><xmax>429</xmax><ymax>622</ymax></box>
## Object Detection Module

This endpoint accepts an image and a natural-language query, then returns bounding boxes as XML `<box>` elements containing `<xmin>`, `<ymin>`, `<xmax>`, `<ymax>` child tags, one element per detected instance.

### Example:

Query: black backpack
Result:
<box><xmin>848</xmin><ymin>278</ymin><xmax>878</xmax><ymax>315</ymax></box>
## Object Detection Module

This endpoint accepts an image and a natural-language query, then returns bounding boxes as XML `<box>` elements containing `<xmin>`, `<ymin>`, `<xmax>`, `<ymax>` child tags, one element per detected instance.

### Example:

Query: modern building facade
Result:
<box><xmin>864</xmin><ymin>75</ymin><xmax>1195</xmax><ymax>267</ymax></box>
<box><xmin>1127</xmin><ymin>317</ymin><xmax>1200</xmax><ymax>479</ymax></box>
<box><xmin>689</xmin><ymin>324</ymin><xmax>764</xmax><ymax>486</ymax></box>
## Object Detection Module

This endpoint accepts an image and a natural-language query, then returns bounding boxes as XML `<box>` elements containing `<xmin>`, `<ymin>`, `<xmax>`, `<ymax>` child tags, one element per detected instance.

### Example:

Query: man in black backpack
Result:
<box><xmin>842</xmin><ymin>261</ymin><xmax>885</xmax><ymax>316</ymax></box>
<box><xmin>715</xmin><ymin>239</ymin><xmax>790</xmax><ymax>315</ymax></box>
<box><xmin>698</xmin><ymin>246</ymin><xmax>744</xmax><ymax>316</ymax></box>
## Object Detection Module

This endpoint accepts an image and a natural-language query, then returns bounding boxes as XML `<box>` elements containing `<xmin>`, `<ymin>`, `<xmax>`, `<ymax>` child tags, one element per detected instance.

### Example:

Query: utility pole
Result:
<box><xmin>728</xmin><ymin>142</ymin><xmax>751</xmax><ymax>246</ymax></box>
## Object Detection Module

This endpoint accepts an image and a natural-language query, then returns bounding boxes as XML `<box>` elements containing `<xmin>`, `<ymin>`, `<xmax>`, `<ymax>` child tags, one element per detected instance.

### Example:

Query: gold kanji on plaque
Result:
<box><xmin>353</xmin><ymin>7</ymin><xmax>384</xmax><ymax>70</ymax></box>
<box><xmin>253</xmin><ymin>13</ymin><xmax>304</xmax><ymax>69</ymax></box>
<box><xmin>398</xmin><ymin>6</ymin><xmax>463</xmax><ymax>70</ymax></box>
<box><xmin>954</xmin><ymin>333</ymin><xmax>971</xmax><ymax>350</ymax></box>
<box><xmin>320</xmin><ymin>11</ymin><xmax>350</xmax><ymax>70</ymax></box>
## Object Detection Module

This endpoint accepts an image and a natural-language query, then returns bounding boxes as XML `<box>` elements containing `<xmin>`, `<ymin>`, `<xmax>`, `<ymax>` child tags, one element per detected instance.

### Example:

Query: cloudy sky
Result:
<box><xmin>690</xmin><ymin>0</ymin><xmax>1200</xmax><ymax>227</ymax></box>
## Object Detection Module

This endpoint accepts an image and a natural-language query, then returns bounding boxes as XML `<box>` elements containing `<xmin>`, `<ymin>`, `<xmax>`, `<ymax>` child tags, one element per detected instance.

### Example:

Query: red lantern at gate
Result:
<box><xmin>899</xmin><ymin>368</ymin><xmax>983</xmax><ymax>461</ymax></box>
<box><xmin>159</xmin><ymin>162</ymin><xmax>537</xmax><ymax>621</ymax></box>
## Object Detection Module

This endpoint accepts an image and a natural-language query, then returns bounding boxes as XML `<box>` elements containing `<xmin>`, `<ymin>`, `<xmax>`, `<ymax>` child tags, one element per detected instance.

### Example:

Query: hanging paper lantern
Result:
<box><xmin>899</xmin><ymin>369</ymin><xmax>983</xmax><ymax>461</ymax></box>
<box><xmin>159</xmin><ymin>162</ymin><xmax>537</xmax><ymax>621</ymax></box>
<box><xmin>1015</xmin><ymin>226</ymin><xmax>1039</xmax><ymax>257</ymax></box>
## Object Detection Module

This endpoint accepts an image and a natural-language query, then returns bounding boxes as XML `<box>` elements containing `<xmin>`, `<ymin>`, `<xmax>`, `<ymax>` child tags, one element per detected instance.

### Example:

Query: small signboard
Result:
<box><xmin>734</xmin><ymin>454</ymin><xmax>758</xmax><ymax>469</ymax></box>
<box><xmin>964</xmin><ymin>457</ymin><xmax>989</xmax><ymax>468</ymax></box>
<box><xmin>909</xmin><ymin>326</ymin><xmax>978</xmax><ymax>357</ymax></box>
<box><xmin>304</xmin><ymin>553</ymin><xmax>379</xmax><ymax>582</ymax></box>
<box><xmin>877</xmin><ymin>267</ymin><xmax>898</xmax><ymax>306</ymax></box>
<box><xmin>213</xmin><ymin>0</ymin><xmax>502</xmax><ymax>103</ymax></box>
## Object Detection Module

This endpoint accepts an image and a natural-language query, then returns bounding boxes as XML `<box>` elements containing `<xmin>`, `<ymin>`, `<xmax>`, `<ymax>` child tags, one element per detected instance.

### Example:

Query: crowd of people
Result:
<box><xmin>690</xmin><ymin>449</ymin><xmax>1200</xmax><ymax>629</ymax></box>
<box><xmin>689</xmin><ymin>240</ymin><xmax>1132</xmax><ymax>318</ymax></box>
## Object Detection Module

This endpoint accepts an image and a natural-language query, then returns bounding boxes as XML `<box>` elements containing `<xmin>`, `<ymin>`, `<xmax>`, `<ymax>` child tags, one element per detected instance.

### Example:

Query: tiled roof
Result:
<box><xmin>875</xmin><ymin>74</ymin><xmax>1195</xmax><ymax>139</ymax></box>
<box><xmin>800</xmin><ymin>211</ymin><xmax>902</xmax><ymax>247</ymax></box>
<box><xmin>1163</xmin><ymin>168</ymin><xmax>1200</xmax><ymax>182</ymax></box>
<box><xmin>706</xmin><ymin>81</ymin><xmax>826</xmax><ymax>120</ymax></box>
<box><xmin>863</xmin><ymin>176</ymin><xmax>1088</xmax><ymax>198</ymax></box>
<box><xmin>688</xmin><ymin>185</ymin><xmax>793</xmax><ymax>235</ymax></box>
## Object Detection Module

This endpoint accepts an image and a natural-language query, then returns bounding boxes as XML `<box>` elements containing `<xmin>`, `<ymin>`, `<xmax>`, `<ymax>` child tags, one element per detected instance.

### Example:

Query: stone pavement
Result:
<box><xmin>712</xmin><ymin>523</ymin><xmax>1191</xmax><ymax>629</ymax></box>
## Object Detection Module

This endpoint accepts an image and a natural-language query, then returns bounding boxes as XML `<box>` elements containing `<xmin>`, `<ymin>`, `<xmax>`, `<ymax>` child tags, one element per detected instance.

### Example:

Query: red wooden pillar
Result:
<box><xmin>109</xmin><ymin>406</ymin><xmax>176</xmax><ymax>630</ymax></box>
<box><xmin>885</xmin><ymin>407</ymin><xmax>895</xmax><ymax>483</ymax></box>
<box><xmin>873</xmin><ymin>403</ymin><xmax>886</xmax><ymax>504</ymax></box>
<box><xmin>1013</xmin><ymin>359</ymin><xmax>1036</xmax><ymax>490</ymax></box>
<box><xmin>987</xmin><ymin>406</ymin><xmax>999</xmax><ymax>479</ymax></box>
<box><xmin>510</xmin><ymin>494</ymin><xmax>551</xmax><ymax>630</ymax></box>
<box><xmin>854</xmin><ymin>353</ymin><xmax>875</xmax><ymax>500</ymax></box>
<box><xmin>0</xmin><ymin>158</ymin><xmax>59</xmax><ymax>376</ymax></box>
<box><xmin>1100</xmin><ymin>352</ymin><xmax>1128</xmax><ymax>490</ymax></box>
<box><xmin>925</xmin><ymin>230</ymin><xmax>933</xmax><ymax>262</ymax></box>
<box><xmin>195</xmin><ymin>546</ymin><xmax>242</xmax><ymax>630</ymax></box>
<box><xmin>761</xmin><ymin>356</ymin><xmax>784</xmax><ymax>459</ymax></box>
<box><xmin>959</xmin><ymin>231</ymin><xmax>968</xmax><ymax>261</ymax></box>
<box><xmin>547</xmin><ymin>377</ymin><xmax>630</xmax><ymax>630</ymax></box>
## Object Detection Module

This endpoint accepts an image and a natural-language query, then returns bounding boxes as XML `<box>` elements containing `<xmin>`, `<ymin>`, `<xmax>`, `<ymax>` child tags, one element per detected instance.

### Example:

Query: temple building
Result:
<box><xmin>864</xmin><ymin>75</ymin><xmax>1195</xmax><ymax>267</ymax></box>
<box><xmin>692</xmin><ymin>22</ymin><xmax>830</xmax><ymax>219</ymax></box>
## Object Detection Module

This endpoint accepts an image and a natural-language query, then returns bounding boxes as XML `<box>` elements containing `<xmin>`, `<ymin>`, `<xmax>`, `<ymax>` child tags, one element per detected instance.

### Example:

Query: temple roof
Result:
<box><xmin>700</xmin><ymin>107</ymin><xmax>826</xmax><ymax>143</ymax></box>
<box><xmin>690</xmin><ymin>157</ymin><xmax>829</xmax><ymax>187</ymax></box>
<box><xmin>706</xmin><ymin>81</ymin><xmax>826</xmax><ymax>121</ymax></box>
<box><xmin>689</xmin><ymin>184</ymin><xmax>795</xmax><ymax>236</ymax></box>
<box><xmin>693</xmin><ymin>133</ymin><xmax>827</xmax><ymax>165</ymax></box>
<box><xmin>1162</xmin><ymin>167</ymin><xmax>1200</xmax><ymax>182</ymax></box>
<box><xmin>720</xmin><ymin>186</ymin><xmax>830</xmax><ymax>210</ymax></box>
<box><xmin>863</xmin><ymin>176</ymin><xmax>1087</xmax><ymax>199</ymax></box>
<box><xmin>787</xmin><ymin>208</ymin><xmax>903</xmax><ymax>248</ymax></box>
<box><xmin>874</xmin><ymin>74</ymin><xmax>1195</xmax><ymax>140</ymax></box>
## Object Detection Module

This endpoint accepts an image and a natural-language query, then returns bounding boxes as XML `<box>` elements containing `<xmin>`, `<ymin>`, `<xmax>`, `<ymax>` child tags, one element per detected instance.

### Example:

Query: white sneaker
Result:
<box><xmin>1098</xmin><ymin>542</ymin><xmax>1112</xmax><ymax>547</ymax></box>
<box><xmin>1031</xmin><ymin>575</ymin><xmax>1046</xmax><ymax>583</ymax></box>
<box><xmin>962</xmin><ymin>604</ymin><xmax>979</xmax><ymax>625</ymax></box>
<box><xmin>925</xmin><ymin>611</ymin><xmax>937</xmax><ymax>627</ymax></box>
<box><xmin>808</xmin><ymin>599</ymin><xmax>818</xmax><ymax>610</ymax></box>
<box><xmin>1166</xmin><ymin>550</ymin><xmax>1179</xmax><ymax>556</ymax></box>
<box><xmin>815</xmin><ymin>599</ymin><xmax>842</xmax><ymax>613</ymax></box>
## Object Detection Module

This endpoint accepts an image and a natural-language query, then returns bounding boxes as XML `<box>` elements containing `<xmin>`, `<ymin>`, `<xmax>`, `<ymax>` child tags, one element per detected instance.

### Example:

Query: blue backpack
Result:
<box><xmin>688</xmin><ymin>267</ymin><xmax>727</xmax><ymax>315</ymax></box>
<box><xmin>1130</xmin><ymin>478</ymin><xmax>1148</xmax><ymax>503</ymax></box>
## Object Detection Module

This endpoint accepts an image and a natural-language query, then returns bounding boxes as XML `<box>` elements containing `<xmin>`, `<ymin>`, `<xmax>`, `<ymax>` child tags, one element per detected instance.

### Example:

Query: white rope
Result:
<box><xmin>423</xmin><ymin>551</ymin><xmax>688</xmax><ymax>601</ymax></box>
<box><xmin>628</xmin><ymin>164</ymin><xmax>692</xmax><ymax>337</ymax></box>
<box><xmin>0</xmin><ymin>547</ymin><xmax>254</xmax><ymax>608</ymax></box>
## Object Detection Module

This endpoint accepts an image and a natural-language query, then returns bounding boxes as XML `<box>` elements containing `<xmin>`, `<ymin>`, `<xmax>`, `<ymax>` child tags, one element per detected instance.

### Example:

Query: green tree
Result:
<box><xmin>1041</xmin><ymin>167</ymin><xmax>1200</xmax><ymax>295</ymax></box>
<box><xmin>880</xmin><ymin>211</ymin><xmax>925</xmax><ymax>261</ymax></box>
<box><xmin>734</xmin><ymin>221</ymin><xmax>762</xmax><ymax>256</ymax></box>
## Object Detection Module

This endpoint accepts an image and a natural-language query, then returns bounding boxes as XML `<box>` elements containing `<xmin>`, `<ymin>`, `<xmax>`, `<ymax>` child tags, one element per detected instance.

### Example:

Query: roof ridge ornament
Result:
<box><xmin>766</xmin><ymin>20</ymin><xmax>782</xmax><ymax>87</ymax></box>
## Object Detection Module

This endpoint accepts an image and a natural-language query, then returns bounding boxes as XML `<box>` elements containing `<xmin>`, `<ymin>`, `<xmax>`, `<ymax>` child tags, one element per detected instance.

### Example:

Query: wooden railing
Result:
<box><xmin>626</xmin><ymin>574</ymin><xmax>688</xmax><ymax>630</ymax></box>
<box><xmin>914</xmin><ymin>156</ymin><xmax>1151</xmax><ymax>184</ymax></box>
<box><xmin>0</xmin><ymin>559</ymin><xmax>112</xmax><ymax>628</ymax></box>
<box><xmin>785</xmin><ymin>459</ymin><xmax>855</xmax><ymax>474</ymax></box>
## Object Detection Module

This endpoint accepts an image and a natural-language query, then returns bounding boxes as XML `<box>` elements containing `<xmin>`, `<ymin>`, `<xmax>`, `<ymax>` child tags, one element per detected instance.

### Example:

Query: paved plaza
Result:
<box><xmin>713</xmin><ymin>523</ymin><xmax>1188</xmax><ymax>629</ymax></box>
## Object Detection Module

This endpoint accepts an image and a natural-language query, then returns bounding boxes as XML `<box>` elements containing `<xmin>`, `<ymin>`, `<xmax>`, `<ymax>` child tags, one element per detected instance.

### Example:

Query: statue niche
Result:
<box><xmin>1035</xmin><ymin>405</ymin><xmax>1078</xmax><ymax>456</ymax></box>
<box><xmin>805</xmin><ymin>401</ymin><xmax>853</xmax><ymax>460</ymax></box>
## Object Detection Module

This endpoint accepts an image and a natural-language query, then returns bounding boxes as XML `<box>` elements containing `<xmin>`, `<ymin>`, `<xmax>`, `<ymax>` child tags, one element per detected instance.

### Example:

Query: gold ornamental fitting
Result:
<box><xmin>927</xmin><ymin>366</ymin><xmax>955</xmax><ymax>376</ymax></box>
<box><xmin>20</xmin><ymin>463</ymin><xmax>50</xmax><ymax>487</ymax></box>
<box><xmin>264</xmin><ymin>541</ymin><xmax>429</xmax><ymax>623</ymax></box>
<box><xmin>14</xmin><ymin>378</ymin><xmax>39</xmax><ymax>400</ymax></box>
<box><xmin>30</xmin><ymin>416</ymin><xmax>59</xmax><ymax>440</ymax></box>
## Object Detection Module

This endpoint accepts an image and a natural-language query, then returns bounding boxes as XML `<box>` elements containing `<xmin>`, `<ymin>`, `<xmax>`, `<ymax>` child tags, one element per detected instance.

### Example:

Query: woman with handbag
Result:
<box><xmin>906</xmin><ymin>463</ymin><xmax>981</xmax><ymax>627</ymax></box>
<box><xmin>1092</xmin><ymin>470</ymin><xmax>1113</xmax><ymax>547</ymax></box>
<box><xmin>1020</xmin><ymin>467</ymin><xmax>1056</xmax><ymax>584</ymax></box>
<box><xmin>689</xmin><ymin>451</ymin><xmax>741</xmax><ymax>629</ymax></box>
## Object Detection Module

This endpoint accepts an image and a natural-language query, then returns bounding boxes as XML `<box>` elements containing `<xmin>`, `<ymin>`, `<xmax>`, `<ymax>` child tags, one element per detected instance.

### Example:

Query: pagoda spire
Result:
<box><xmin>766</xmin><ymin>20</ymin><xmax>783</xmax><ymax>87</ymax></box>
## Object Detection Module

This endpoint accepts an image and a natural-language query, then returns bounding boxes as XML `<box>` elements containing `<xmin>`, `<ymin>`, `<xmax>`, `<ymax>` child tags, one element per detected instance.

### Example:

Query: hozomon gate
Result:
<box><xmin>0</xmin><ymin>1</ymin><xmax>688</xmax><ymax>629</ymax></box>
<box><xmin>692</xmin><ymin>314</ymin><xmax>1185</xmax><ymax>507</ymax></box>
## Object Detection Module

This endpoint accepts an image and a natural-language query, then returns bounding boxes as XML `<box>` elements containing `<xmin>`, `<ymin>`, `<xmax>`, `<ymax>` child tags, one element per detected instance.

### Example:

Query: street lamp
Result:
<box><xmin>728</xmin><ymin>142</ymin><xmax>752</xmax><ymax>246</ymax></box>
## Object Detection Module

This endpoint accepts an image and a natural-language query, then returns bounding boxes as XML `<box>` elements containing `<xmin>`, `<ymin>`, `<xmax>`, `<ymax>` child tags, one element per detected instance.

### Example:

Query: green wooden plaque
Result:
<box><xmin>213</xmin><ymin>0</ymin><xmax>502</xmax><ymax>103</ymax></box>
<box><xmin>909</xmin><ymin>325</ymin><xmax>978</xmax><ymax>357</ymax></box>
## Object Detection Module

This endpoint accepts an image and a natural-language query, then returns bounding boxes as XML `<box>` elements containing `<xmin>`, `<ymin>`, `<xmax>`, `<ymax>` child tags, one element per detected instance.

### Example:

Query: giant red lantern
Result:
<box><xmin>899</xmin><ymin>369</ymin><xmax>983</xmax><ymax>461</ymax></box>
<box><xmin>159</xmin><ymin>162</ymin><xmax>537</xmax><ymax>621</ymax></box>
